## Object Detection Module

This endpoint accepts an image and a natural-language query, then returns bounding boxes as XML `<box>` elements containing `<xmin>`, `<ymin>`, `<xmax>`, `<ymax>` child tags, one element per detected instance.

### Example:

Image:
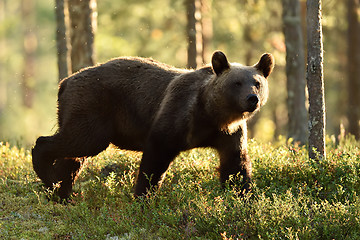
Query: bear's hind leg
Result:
<box><xmin>49</xmin><ymin>133</ymin><xmax>110</xmax><ymax>199</ymax></box>
<box><xmin>33</xmin><ymin>127</ymin><xmax>110</xmax><ymax>199</ymax></box>
<box><xmin>53</xmin><ymin>157</ymin><xmax>86</xmax><ymax>199</ymax></box>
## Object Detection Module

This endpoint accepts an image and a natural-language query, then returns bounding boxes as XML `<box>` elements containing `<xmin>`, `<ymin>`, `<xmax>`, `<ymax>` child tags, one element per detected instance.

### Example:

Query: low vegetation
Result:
<box><xmin>1</xmin><ymin>137</ymin><xmax>360</xmax><ymax>239</ymax></box>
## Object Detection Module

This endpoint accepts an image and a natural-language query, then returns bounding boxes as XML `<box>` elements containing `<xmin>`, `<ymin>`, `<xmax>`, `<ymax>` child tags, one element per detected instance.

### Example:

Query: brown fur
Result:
<box><xmin>32</xmin><ymin>51</ymin><xmax>274</xmax><ymax>199</ymax></box>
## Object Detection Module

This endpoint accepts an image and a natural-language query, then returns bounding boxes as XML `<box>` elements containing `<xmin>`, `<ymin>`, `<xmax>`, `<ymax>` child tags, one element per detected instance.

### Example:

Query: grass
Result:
<box><xmin>0</xmin><ymin>136</ymin><xmax>360</xmax><ymax>239</ymax></box>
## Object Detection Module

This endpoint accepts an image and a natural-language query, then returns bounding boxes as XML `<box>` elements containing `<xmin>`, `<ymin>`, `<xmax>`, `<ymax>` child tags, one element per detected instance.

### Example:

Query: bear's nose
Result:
<box><xmin>246</xmin><ymin>94</ymin><xmax>259</xmax><ymax>106</ymax></box>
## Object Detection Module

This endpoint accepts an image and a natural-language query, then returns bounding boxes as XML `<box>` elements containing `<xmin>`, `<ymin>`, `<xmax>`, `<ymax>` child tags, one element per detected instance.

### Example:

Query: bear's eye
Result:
<box><xmin>235</xmin><ymin>81</ymin><xmax>242</xmax><ymax>87</ymax></box>
<box><xmin>255</xmin><ymin>81</ymin><xmax>260</xmax><ymax>89</ymax></box>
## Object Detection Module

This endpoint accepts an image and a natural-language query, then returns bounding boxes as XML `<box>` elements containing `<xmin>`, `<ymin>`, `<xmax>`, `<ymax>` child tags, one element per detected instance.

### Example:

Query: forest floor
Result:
<box><xmin>1</xmin><ymin>137</ymin><xmax>360</xmax><ymax>239</ymax></box>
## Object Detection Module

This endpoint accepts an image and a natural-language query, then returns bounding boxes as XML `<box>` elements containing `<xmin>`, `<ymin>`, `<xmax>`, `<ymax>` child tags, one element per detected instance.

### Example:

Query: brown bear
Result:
<box><xmin>32</xmin><ymin>51</ymin><xmax>274</xmax><ymax>199</ymax></box>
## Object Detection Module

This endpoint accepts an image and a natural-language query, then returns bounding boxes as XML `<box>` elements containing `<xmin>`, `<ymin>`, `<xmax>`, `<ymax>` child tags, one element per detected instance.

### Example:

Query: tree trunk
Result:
<box><xmin>306</xmin><ymin>0</ymin><xmax>326</xmax><ymax>160</ymax></box>
<box><xmin>21</xmin><ymin>0</ymin><xmax>37</xmax><ymax>108</ymax></box>
<box><xmin>68</xmin><ymin>0</ymin><xmax>97</xmax><ymax>73</ymax></box>
<box><xmin>347</xmin><ymin>0</ymin><xmax>360</xmax><ymax>139</ymax></box>
<box><xmin>282</xmin><ymin>0</ymin><xmax>307</xmax><ymax>144</ymax></box>
<box><xmin>185</xmin><ymin>0</ymin><xmax>202</xmax><ymax>69</ymax></box>
<box><xmin>55</xmin><ymin>0</ymin><xmax>71</xmax><ymax>81</ymax></box>
<box><xmin>200</xmin><ymin>0</ymin><xmax>212</xmax><ymax>64</ymax></box>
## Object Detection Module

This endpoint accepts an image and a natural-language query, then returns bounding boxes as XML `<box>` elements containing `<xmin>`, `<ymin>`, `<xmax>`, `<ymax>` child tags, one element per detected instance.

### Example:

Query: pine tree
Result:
<box><xmin>68</xmin><ymin>0</ymin><xmax>97</xmax><ymax>73</ymax></box>
<box><xmin>282</xmin><ymin>0</ymin><xmax>307</xmax><ymax>144</ymax></box>
<box><xmin>306</xmin><ymin>0</ymin><xmax>326</xmax><ymax>160</ymax></box>
<box><xmin>55</xmin><ymin>0</ymin><xmax>71</xmax><ymax>81</ymax></box>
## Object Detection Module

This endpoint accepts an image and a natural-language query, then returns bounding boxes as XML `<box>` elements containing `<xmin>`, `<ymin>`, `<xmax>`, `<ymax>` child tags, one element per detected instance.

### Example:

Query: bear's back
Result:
<box><xmin>57</xmin><ymin>57</ymin><xmax>194</xmax><ymax>151</ymax></box>
<box><xmin>58</xmin><ymin>57</ymin><xmax>188</xmax><ymax>112</ymax></box>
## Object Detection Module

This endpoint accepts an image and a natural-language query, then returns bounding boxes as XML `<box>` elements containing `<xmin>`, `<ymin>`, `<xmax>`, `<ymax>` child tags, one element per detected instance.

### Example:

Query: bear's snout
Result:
<box><xmin>246</xmin><ymin>94</ymin><xmax>259</xmax><ymax>112</ymax></box>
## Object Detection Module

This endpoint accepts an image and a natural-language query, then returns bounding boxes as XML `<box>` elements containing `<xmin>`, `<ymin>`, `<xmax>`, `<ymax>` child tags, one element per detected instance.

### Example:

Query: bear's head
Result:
<box><xmin>206</xmin><ymin>51</ymin><xmax>275</xmax><ymax>133</ymax></box>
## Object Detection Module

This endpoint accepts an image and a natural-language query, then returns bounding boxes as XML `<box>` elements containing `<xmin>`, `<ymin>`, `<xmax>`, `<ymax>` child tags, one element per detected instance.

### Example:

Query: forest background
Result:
<box><xmin>0</xmin><ymin>0</ymin><xmax>358</xmax><ymax>147</ymax></box>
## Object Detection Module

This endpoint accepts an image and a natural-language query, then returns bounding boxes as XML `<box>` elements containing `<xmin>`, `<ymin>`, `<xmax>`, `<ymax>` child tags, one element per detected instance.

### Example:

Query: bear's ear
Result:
<box><xmin>255</xmin><ymin>53</ymin><xmax>275</xmax><ymax>78</ymax></box>
<box><xmin>211</xmin><ymin>51</ymin><xmax>230</xmax><ymax>76</ymax></box>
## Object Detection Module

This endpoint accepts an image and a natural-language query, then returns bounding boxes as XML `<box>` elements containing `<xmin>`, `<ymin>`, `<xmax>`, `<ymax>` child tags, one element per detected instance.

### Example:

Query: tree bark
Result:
<box><xmin>282</xmin><ymin>0</ymin><xmax>307</xmax><ymax>144</ymax></box>
<box><xmin>306</xmin><ymin>0</ymin><xmax>326</xmax><ymax>160</ymax></box>
<box><xmin>347</xmin><ymin>0</ymin><xmax>360</xmax><ymax>139</ymax></box>
<box><xmin>55</xmin><ymin>0</ymin><xmax>71</xmax><ymax>81</ymax></box>
<box><xmin>21</xmin><ymin>0</ymin><xmax>37</xmax><ymax>108</ymax></box>
<box><xmin>200</xmin><ymin>0</ymin><xmax>212</xmax><ymax>64</ymax></box>
<box><xmin>68</xmin><ymin>0</ymin><xmax>97</xmax><ymax>73</ymax></box>
<box><xmin>185</xmin><ymin>0</ymin><xmax>202</xmax><ymax>69</ymax></box>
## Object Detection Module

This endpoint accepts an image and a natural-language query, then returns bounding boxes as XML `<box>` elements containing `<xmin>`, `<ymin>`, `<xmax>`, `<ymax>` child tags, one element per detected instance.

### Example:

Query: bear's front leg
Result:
<box><xmin>134</xmin><ymin>138</ymin><xmax>179</xmax><ymax>197</ymax></box>
<box><xmin>218</xmin><ymin>149</ymin><xmax>252</xmax><ymax>193</ymax></box>
<box><xmin>216</xmin><ymin>131</ymin><xmax>252</xmax><ymax>194</ymax></box>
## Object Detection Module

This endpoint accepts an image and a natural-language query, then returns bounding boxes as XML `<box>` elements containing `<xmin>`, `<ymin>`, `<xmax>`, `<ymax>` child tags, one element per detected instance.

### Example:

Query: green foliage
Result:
<box><xmin>1</xmin><ymin>139</ymin><xmax>360</xmax><ymax>239</ymax></box>
<box><xmin>253</xmin><ymin>137</ymin><xmax>360</xmax><ymax>203</ymax></box>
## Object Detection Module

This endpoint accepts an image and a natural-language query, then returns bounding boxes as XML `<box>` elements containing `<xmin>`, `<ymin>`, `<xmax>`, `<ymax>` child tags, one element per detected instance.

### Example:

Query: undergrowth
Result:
<box><xmin>0</xmin><ymin>136</ymin><xmax>359</xmax><ymax>239</ymax></box>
